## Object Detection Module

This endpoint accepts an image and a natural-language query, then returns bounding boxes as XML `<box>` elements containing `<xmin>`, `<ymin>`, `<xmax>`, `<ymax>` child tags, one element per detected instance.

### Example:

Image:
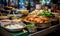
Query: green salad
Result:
<box><xmin>27</xmin><ymin>24</ymin><xmax>36</xmax><ymax>28</ymax></box>
<box><xmin>39</xmin><ymin>10</ymin><xmax>55</xmax><ymax>17</ymax></box>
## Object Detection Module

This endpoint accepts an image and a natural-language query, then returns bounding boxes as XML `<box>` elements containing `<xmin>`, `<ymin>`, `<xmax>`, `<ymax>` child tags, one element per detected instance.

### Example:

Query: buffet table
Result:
<box><xmin>0</xmin><ymin>24</ymin><xmax>60</xmax><ymax>36</ymax></box>
<box><xmin>0</xmin><ymin>8</ymin><xmax>60</xmax><ymax>36</ymax></box>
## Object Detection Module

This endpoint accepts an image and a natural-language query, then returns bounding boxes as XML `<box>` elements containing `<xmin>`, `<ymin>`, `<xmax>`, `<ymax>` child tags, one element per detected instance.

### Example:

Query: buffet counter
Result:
<box><xmin>0</xmin><ymin>24</ymin><xmax>60</xmax><ymax>36</ymax></box>
<box><xmin>0</xmin><ymin>7</ymin><xmax>60</xmax><ymax>36</ymax></box>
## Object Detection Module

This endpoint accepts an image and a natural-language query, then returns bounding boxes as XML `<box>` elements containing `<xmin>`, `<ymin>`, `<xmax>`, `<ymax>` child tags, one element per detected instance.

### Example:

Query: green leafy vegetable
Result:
<box><xmin>27</xmin><ymin>24</ymin><xmax>36</xmax><ymax>28</ymax></box>
<box><xmin>39</xmin><ymin>10</ymin><xmax>55</xmax><ymax>17</ymax></box>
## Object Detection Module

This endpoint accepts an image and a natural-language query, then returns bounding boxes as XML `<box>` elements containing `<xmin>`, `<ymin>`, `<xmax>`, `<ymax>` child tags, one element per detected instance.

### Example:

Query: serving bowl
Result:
<box><xmin>2</xmin><ymin>23</ymin><xmax>26</xmax><ymax>32</ymax></box>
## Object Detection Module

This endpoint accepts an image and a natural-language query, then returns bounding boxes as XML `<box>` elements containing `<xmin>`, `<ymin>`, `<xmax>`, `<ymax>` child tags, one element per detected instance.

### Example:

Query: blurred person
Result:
<box><xmin>35</xmin><ymin>3</ymin><xmax>42</xmax><ymax>10</ymax></box>
<box><xmin>53</xmin><ymin>4</ymin><xmax>58</xmax><ymax>13</ymax></box>
<box><xmin>24</xmin><ymin>0</ymin><xmax>29</xmax><ymax>10</ymax></box>
<box><xmin>44</xmin><ymin>5</ymin><xmax>51</xmax><ymax>12</ymax></box>
<box><xmin>29</xmin><ymin>3</ymin><xmax>44</xmax><ymax>15</ymax></box>
<box><xmin>51</xmin><ymin>4</ymin><xmax>58</xmax><ymax>12</ymax></box>
<box><xmin>30</xmin><ymin>6</ymin><xmax>35</xmax><ymax>12</ymax></box>
<box><xmin>51</xmin><ymin>6</ymin><xmax>54</xmax><ymax>12</ymax></box>
<box><xmin>44</xmin><ymin>5</ymin><xmax>49</xmax><ymax>10</ymax></box>
<box><xmin>34</xmin><ymin>0</ymin><xmax>39</xmax><ymax>6</ymax></box>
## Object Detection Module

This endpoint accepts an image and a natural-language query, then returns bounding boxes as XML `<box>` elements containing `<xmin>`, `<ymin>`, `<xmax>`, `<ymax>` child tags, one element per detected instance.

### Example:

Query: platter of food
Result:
<box><xmin>29</xmin><ymin>10</ymin><xmax>43</xmax><ymax>15</ymax></box>
<box><xmin>24</xmin><ymin>15</ymin><xmax>51</xmax><ymax>24</ymax></box>
<box><xmin>11</xmin><ymin>18</ymin><xmax>22</xmax><ymax>23</ymax></box>
<box><xmin>2</xmin><ymin>23</ymin><xmax>26</xmax><ymax>32</ymax></box>
<box><xmin>17</xmin><ymin>10</ymin><xmax>29</xmax><ymax>15</ymax></box>
<box><xmin>0</xmin><ymin>19</ymin><xmax>11</xmax><ymax>26</ymax></box>
<box><xmin>0</xmin><ymin>16</ymin><xmax>9</xmax><ymax>19</ymax></box>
